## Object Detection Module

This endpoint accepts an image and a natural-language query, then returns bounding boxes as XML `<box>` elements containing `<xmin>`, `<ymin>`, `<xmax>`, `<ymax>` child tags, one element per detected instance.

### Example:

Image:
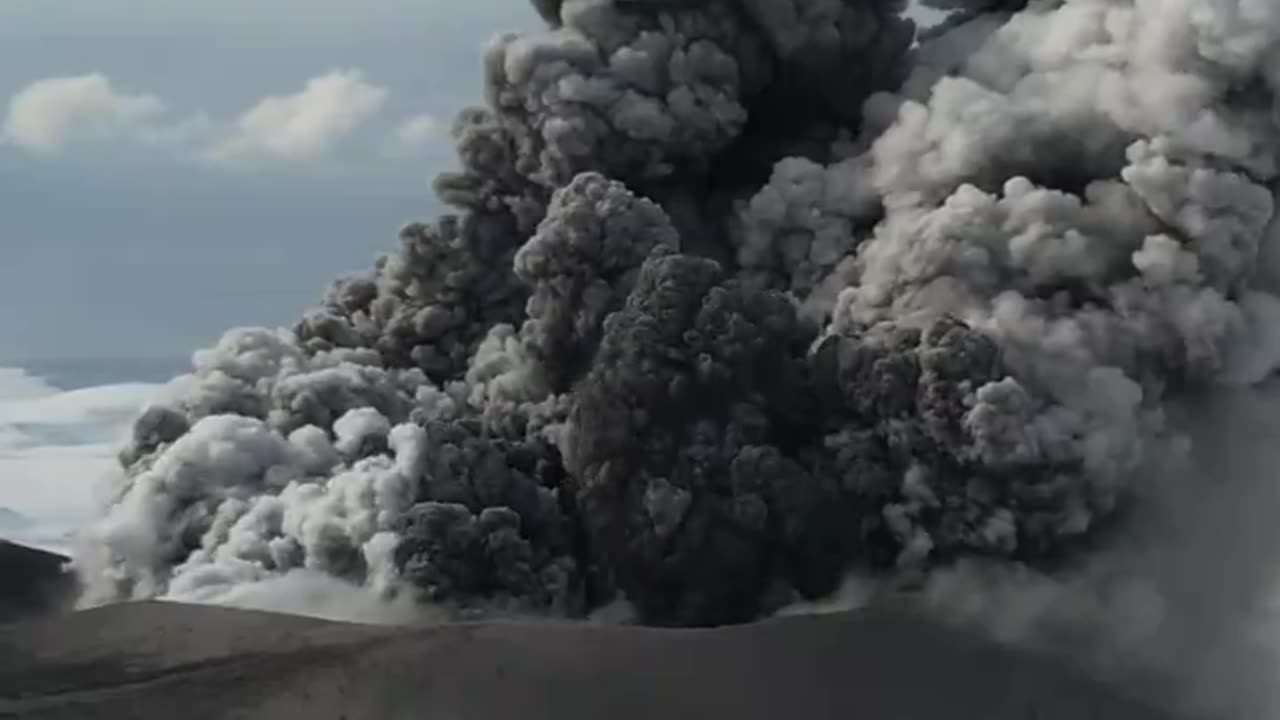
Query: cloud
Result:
<box><xmin>378</xmin><ymin>112</ymin><xmax>447</xmax><ymax>162</ymax></box>
<box><xmin>2</xmin><ymin>74</ymin><xmax>167</xmax><ymax>155</ymax></box>
<box><xmin>3</xmin><ymin>70</ymin><xmax>390</xmax><ymax>167</ymax></box>
<box><xmin>207</xmin><ymin>70</ymin><xmax>388</xmax><ymax>164</ymax></box>
<box><xmin>393</xmin><ymin>113</ymin><xmax>443</xmax><ymax>150</ymax></box>
<box><xmin>0</xmin><ymin>366</ymin><xmax>181</xmax><ymax>523</ymax></box>
<box><xmin>0</xmin><ymin>368</ymin><xmax>60</xmax><ymax>402</ymax></box>
<box><xmin>0</xmin><ymin>382</ymin><xmax>167</xmax><ymax>443</ymax></box>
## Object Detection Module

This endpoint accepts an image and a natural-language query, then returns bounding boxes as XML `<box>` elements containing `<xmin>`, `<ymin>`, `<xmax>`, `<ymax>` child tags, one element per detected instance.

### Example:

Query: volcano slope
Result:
<box><xmin>0</xmin><ymin>542</ymin><xmax>74</xmax><ymax>625</ymax></box>
<box><xmin>0</xmin><ymin>601</ymin><xmax>1184</xmax><ymax>720</ymax></box>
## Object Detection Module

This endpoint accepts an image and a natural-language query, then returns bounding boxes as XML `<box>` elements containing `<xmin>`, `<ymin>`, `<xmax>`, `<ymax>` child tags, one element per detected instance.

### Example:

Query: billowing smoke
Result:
<box><xmin>72</xmin><ymin>0</ymin><xmax>1280</xmax><ymax>696</ymax></box>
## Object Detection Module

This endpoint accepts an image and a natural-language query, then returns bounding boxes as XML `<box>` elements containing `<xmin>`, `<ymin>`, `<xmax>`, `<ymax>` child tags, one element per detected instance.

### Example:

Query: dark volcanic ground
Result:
<box><xmin>0</xmin><ymin>599</ymin><xmax>1187</xmax><ymax>720</ymax></box>
<box><xmin>0</xmin><ymin>541</ymin><xmax>74</xmax><ymax>625</ymax></box>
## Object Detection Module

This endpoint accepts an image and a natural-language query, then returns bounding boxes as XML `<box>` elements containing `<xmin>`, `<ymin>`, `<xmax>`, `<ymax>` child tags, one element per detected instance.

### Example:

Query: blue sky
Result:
<box><xmin>0</xmin><ymin>0</ymin><xmax>538</xmax><ymax>362</ymax></box>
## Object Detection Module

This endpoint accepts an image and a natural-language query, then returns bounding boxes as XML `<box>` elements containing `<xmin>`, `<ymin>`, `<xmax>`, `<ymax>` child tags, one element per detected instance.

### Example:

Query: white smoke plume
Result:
<box><xmin>68</xmin><ymin>0</ymin><xmax>1280</xmax><ymax>714</ymax></box>
<box><xmin>162</xmin><ymin>568</ymin><xmax>429</xmax><ymax>626</ymax></box>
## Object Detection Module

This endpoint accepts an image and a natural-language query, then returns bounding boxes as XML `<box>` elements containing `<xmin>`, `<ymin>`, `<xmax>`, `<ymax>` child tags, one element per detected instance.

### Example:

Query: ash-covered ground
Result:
<box><xmin>0</xmin><ymin>600</ymin><xmax>1183</xmax><ymax>720</ymax></box>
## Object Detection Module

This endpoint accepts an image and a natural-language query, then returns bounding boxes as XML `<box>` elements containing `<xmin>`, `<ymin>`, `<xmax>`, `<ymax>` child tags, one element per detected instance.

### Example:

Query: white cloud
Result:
<box><xmin>0</xmin><ymin>382</ymin><xmax>164</xmax><ymax>433</ymax></box>
<box><xmin>0</xmin><ymin>368</ymin><xmax>180</xmax><ymax>523</ymax></box>
<box><xmin>0</xmin><ymin>368</ymin><xmax>60</xmax><ymax>401</ymax></box>
<box><xmin>3</xmin><ymin>69</ymin><xmax>390</xmax><ymax>167</ymax></box>
<box><xmin>2</xmin><ymin>74</ymin><xmax>167</xmax><ymax>155</ymax></box>
<box><xmin>393</xmin><ymin>112</ymin><xmax>444</xmax><ymax>149</ymax></box>
<box><xmin>208</xmin><ymin>70</ymin><xmax>388</xmax><ymax>164</ymax></box>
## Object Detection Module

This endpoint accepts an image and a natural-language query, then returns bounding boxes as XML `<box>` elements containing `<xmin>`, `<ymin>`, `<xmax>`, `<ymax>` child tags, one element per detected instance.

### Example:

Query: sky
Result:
<box><xmin>0</xmin><ymin>0</ymin><xmax>539</xmax><ymax>363</ymax></box>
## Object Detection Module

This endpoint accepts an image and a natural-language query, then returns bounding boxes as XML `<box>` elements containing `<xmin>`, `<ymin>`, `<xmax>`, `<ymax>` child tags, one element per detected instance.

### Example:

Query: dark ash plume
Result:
<box><xmin>564</xmin><ymin>253</ymin><xmax>823</xmax><ymax>625</ymax></box>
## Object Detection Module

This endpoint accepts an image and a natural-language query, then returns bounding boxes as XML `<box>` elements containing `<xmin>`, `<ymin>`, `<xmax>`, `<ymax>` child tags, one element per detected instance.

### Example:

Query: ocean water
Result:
<box><xmin>0</xmin><ymin>356</ymin><xmax>190</xmax><ymax>553</ymax></box>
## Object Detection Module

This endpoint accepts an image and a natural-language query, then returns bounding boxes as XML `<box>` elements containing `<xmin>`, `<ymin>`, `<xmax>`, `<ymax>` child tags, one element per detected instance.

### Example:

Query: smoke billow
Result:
<box><xmin>71</xmin><ymin>0</ymin><xmax>1280</xmax><ymax>708</ymax></box>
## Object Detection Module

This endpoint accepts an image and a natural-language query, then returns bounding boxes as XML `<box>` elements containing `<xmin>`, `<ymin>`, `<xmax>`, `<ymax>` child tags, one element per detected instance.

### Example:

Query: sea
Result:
<box><xmin>0</xmin><ymin>356</ymin><xmax>191</xmax><ymax>554</ymax></box>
